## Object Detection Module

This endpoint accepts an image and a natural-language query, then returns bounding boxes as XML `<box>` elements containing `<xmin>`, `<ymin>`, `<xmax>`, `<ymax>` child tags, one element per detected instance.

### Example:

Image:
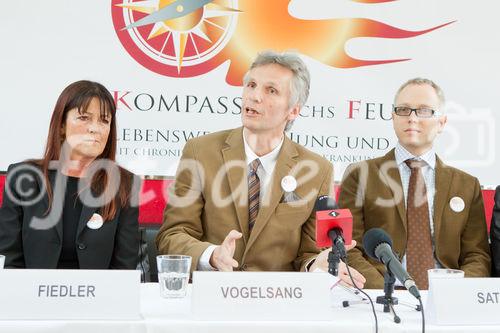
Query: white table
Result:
<box><xmin>1</xmin><ymin>283</ymin><xmax>499</xmax><ymax>333</ymax></box>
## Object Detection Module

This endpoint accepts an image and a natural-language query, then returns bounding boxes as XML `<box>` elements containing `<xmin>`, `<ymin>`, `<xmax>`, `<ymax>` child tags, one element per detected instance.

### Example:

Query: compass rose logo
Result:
<box><xmin>113</xmin><ymin>0</ymin><xmax>454</xmax><ymax>86</ymax></box>
<box><xmin>112</xmin><ymin>0</ymin><xmax>240</xmax><ymax>77</ymax></box>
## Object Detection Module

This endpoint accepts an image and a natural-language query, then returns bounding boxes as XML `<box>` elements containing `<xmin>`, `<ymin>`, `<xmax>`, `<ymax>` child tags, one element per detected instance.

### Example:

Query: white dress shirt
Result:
<box><xmin>394</xmin><ymin>143</ymin><xmax>442</xmax><ymax>281</ymax></box>
<box><xmin>197</xmin><ymin>133</ymin><xmax>284</xmax><ymax>270</ymax></box>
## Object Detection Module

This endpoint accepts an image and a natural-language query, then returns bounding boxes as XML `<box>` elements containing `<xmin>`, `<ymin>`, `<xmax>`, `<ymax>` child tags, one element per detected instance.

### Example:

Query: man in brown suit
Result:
<box><xmin>339</xmin><ymin>78</ymin><xmax>490</xmax><ymax>289</ymax></box>
<box><xmin>156</xmin><ymin>51</ymin><xmax>365</xmax><ymax>287</ymax></box>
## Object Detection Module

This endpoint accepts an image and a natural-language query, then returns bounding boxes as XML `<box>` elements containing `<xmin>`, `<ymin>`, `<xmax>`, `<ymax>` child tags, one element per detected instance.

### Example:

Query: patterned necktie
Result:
<box><xmin>248</xmin><ymin>159</ymin><xmax>261</xmax><ymax>231</ymax></box>
<box><xmin>405</xmin><ymin>159</ymin><xmax>435</xmax><ymax>290</ymax></box>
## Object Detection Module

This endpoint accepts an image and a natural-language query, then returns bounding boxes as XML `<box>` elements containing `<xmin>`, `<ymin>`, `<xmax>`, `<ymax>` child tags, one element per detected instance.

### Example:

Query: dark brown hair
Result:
<box><xmin>34</xmin><ymin>80</ymin><xmax>132</xmax><ymax>220</ymax></box>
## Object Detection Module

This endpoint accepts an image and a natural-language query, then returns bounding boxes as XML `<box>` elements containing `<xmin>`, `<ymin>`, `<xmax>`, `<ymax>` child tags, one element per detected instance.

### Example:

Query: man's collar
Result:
<box><xmin>243</xmin><ymin>133</ymin><xmax>284</xmax><ymax>174</ymax></box>
<box><xmin>395</xmin><ymin>143</ymin><xmax>436</xmax><ymax>169</ymax></box>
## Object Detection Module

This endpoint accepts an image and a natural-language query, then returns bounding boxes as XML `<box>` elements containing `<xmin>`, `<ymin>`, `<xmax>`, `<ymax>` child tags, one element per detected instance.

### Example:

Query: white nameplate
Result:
<box><xmin>426</xmin><ymin>278</ymin><xmax>500</xmax><ymax>325</ymax></box>
<box><xmin>192</xmin><ymin>271</ymin><xmax>333</xmax><ymax>321</ymax></box>
<box><xmin>0</xmin><ymin>269</ymin><xmax>141</xmax><ymax>320</ymax></box>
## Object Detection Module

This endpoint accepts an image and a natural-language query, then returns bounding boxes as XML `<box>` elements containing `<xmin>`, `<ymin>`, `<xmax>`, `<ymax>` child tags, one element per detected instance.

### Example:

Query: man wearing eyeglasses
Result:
<box><xmin>338</xmin><ymin>78</ymin><xmax>491</xmax><ymax>289</ymax></box>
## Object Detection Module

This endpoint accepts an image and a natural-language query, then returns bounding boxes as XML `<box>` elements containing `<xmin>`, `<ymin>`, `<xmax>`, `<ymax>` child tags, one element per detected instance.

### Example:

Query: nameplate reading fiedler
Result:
<box><xmin>0</xmin><ymin>269</ymin><xmax>141</xmax><ymax>320</ymax></box>
<box><xmin>426</xmin><ymin>278</ymin><xmax>500</xmax><ymax>325</ymax></box>
<box><xmin>192</xmin><ymin>271</ymin><xmax>332</xmax><ymax>320</ymax></box>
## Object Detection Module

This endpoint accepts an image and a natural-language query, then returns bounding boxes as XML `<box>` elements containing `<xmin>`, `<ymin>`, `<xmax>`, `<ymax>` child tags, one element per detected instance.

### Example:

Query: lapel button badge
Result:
<box><xmin>87</xmin><ymin>213</ymin><xmax>104</xmax><ymax>230</ymax></box>
<box><xmin>449</xmin><ymin>196</ymin><xmax>465</xmax><ymax>213</ymax></box>
<box><xmin>281</xmin><ymin>175</ymin><xmax>297</xmax><ymax>193</ymax></box>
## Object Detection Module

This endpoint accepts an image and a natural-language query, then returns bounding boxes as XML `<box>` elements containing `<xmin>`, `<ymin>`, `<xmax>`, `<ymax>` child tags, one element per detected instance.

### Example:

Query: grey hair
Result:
<box><xmin>243</xmin><ymin>50</ymin><xmax>311</xmax><ymax>131</ymax></box>
<box><xmin>394</xmin><ymin>77</ymin><xmax>445</xmax><ymax>107</ymax></box>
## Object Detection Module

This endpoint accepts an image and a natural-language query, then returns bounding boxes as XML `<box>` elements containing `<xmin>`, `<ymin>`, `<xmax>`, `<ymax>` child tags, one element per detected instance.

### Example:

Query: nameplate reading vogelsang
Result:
<box><xmin>192</xmin><ymin>271</ymin><xmax>332</xmax><ymax>321</ymax></box>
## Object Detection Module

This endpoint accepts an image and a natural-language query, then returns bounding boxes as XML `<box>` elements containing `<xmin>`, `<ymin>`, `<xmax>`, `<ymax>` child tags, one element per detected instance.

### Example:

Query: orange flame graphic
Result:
<box><xmin>204</xmin><ymin>0</ymin><xmax>455</xmax><ymax>85</ymax></box>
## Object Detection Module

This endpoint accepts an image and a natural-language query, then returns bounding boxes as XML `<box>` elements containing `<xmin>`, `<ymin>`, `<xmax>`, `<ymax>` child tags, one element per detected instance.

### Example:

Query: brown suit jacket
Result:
<box><xmin>339</xmin><ymin>149</ymin><xmax>491</xmax><ymax>289</ymax></box>
<box><xmin>156</xmin><ymin>127</ymin><xmax>333</xmax><ymax>272</ymax></box>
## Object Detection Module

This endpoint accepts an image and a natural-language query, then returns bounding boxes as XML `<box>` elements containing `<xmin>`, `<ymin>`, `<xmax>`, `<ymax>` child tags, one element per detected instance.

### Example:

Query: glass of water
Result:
<box><xmin>427</xmin><ymin>268</ymin><xmax>464</xmax><ymax>279</ymax></box>
<box><xmin>156</xmin><ymin>255</ymin><xmax>191</xmax><ymax>298</ymax></box>
<box><xmin>0</xmin><ymin>255</ymin><xmax>5</xmax><ymax>269</ymax></box>
<box><xmin>427</xmin><ymin>268</ymin><xmax>464</xmax><ymax>290</ymax></box>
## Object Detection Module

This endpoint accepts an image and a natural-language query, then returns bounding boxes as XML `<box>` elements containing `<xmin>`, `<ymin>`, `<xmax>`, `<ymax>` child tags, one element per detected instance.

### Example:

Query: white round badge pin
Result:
<box><xmin>281</xmin><ymin>175</ymin><xmax>297</xmax><ymax>193</ymax></box>
<box><xmin>449</xmin><ymin>196</ymin><xmax>465</xmax><ymax>213</ymax></box>
<box><xmin>87</xmin><ymin>213</ymin><xmax>104</xmax><ymax>230</ymax></box>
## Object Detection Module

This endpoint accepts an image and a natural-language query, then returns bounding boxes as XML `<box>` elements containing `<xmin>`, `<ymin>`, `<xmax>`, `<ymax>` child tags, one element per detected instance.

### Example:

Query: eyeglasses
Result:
<box><xmin>393</xmin><ymin>106</ymin><xmax>441</xmax><ymax>118</ymax></box>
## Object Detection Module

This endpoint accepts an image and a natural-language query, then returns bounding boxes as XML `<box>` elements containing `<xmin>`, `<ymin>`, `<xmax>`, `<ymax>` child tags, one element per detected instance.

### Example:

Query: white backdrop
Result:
<box><xmin>1</xmin><ymin>0</ymin><xmax>499</xmax><ymax>186</ymax></box>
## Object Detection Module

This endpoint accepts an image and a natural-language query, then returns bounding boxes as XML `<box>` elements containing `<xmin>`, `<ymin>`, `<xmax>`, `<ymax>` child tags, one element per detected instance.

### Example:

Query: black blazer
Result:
<box><xmin>490</xmin><ymin>186</ymin><xmax>500</xmax><ymax>276</ymax></box>
<box><xmin>0</xmin><ymin>162</ymin><xmax>140</xmax><ymax>269</ymax></box>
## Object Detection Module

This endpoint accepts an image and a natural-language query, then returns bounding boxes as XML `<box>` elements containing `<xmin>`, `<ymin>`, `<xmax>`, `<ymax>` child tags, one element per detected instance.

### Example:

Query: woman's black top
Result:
<box><xmin>57</xmin><ymin>176</ymin><xmax>82</xmax><ymax>269</ymax></box>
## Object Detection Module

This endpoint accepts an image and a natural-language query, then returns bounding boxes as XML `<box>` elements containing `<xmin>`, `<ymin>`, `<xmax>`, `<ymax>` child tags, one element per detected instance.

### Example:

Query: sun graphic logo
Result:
<box><xmin>111</xmin><ymin>0</ymin><xmax>240</xmax><ymax>77</ymax></box>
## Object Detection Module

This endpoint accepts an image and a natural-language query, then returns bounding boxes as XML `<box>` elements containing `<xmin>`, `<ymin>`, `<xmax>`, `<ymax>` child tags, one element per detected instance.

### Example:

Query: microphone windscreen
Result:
<box><xmin>315</xmin><ymin>209</ymin><xmax>353</xmax><ymax>247</ymax></box>
<box><xmin>314</xmin><ymin>195</ymin><xmax>338</xmax><ymax>212</ymax></box>
<box><xmin>362</xmin><ymin>228</ymin><xmax>393</xmax><ymax>259</ymax></box>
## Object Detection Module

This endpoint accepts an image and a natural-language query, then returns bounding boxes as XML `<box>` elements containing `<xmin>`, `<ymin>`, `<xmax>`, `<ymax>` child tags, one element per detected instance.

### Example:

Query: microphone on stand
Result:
<box><xmin>363</xmin><ymin>228</ymin><xmax>421</xmax><ymax>299</ymax></box>
<box><xmin>315</xmin><ymin>195</ymin><xmax>353</xmax><ymax>275</ymax></box>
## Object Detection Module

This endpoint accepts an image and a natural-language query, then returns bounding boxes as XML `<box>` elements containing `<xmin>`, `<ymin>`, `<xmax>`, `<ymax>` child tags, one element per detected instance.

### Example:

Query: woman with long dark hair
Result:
<box><xmin>0</xmin><ymin>80</ymin><xmax>139</xmax><ymax>269</ymax></box>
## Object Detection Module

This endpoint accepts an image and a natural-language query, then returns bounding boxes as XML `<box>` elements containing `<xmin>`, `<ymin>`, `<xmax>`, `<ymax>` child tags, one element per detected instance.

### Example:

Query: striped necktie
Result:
<box><xmin>248</xmin><ymin>159</ymin><xmax>261</xmax><ymax>231</ymax></box>
<box><xmin>405</xmin><ymin>159</ymin><xmax>434</xmax><ymax>290</ymax></box>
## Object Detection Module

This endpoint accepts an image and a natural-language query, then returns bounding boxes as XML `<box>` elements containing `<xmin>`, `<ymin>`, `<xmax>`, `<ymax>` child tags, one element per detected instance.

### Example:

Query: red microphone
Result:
<box><xmin>314</xmin><ymin>195</ymin><xmax>353</xmax><ymax>276</ymax></box>
<box><xmin>315</xmin><ymin>196</ymin><xmax>353</xmax><ymax>247</ymax></box>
